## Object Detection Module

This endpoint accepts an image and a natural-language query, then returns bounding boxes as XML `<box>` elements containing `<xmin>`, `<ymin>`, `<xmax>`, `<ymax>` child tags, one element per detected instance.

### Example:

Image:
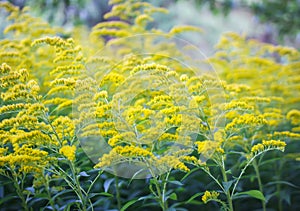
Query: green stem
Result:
<box><xmin>201</xmin><ymin>166</ymin><xmax>226</xmax><ymax>193</ymax></box>
<box><xmin>231</xmin><ymin>150</ymin><xmax>267</xmax><ymax>196</ymax></box>
<box><xmin>45</xmin><ymin>175</ymin><xmax>57</xmax><ymax>211</ymax></box>
<box><xmin>115</xmin><ymin>175</ymin><xmax>122</xmax><ymax>211</ymax></box>
<box><xmin>161</xmin><ymin>172</ymin><xmax>170</xmax><ymax>211</ymax></box>
<box><xmin>276</xmin><ymin>160</ymin><xmax>283</xmax><ymax>211</ymax></box>
<box><xmin>70</xmin><ymin>161</ymin><xmax>87</xmax><ymax>211</ymax></box>
<box><xmin>252</xmin><ymin>159</ymin><xmax>266</xmax><ymax>211</ymax></box>
<box><xmin>220</xmin><ymin>159</ymin><xmax>234</xmax><ymax>211</ymax></box>
<box><xmin>12</xmin><ymin>172</ymin><xmax>29</xmax><ymax>211</ymax></box>
<box><xmin>153</xmin><ymin>176</ymin><xmax>168</xmax><ymax>211</ymax></box>
<box><xmin>146</xmin><ymin>161</ymin><xmax>168</xmax><ymax>211</ymax></box>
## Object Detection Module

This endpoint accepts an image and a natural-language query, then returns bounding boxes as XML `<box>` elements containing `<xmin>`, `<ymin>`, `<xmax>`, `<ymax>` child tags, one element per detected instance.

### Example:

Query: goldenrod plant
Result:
<box><xmin>0</xmin><ymin>1</ymin><xmax>299</xmax><ymax>210</ymax></box>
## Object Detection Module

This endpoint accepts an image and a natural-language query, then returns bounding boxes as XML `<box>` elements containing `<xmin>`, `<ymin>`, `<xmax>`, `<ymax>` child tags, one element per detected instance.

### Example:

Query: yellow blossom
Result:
<box><xmin>59</xmin><ymin>145</ymin><xmax>76</xmax><ymax>161</ymax></box>
<box><xmin>202</xmin><ymin>191</ymin><xmax>220</xmax><ymax>204</ymax></box>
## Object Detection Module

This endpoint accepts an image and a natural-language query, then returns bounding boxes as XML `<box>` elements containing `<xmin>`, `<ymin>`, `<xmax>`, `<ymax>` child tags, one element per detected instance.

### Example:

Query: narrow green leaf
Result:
<box><xmin>180</xmin><ymin>168</ymin><xmax>198</xmax><ymax>181</ymax></box>
<box><xmin>120</xmin><ymin>199</ymin><xmax>139</xmax><ymax>211</ymax></box>
<box><xmin>88</xmin><ymin>192</ymin><xmax>113</xmax><ymax>199</ymax></box>
<box><xmin>138</xmin><ymin>195</ymin><xmax>155</xmax><ymax>201</ymax></box>
<box><xmin>168</xmin><ymin>181</ymin><xmax>184</xmax><ymax>186</ymax></box>
<box><xmin>265</xmin><ymin>181</ymin><xmax>300</xmax><ymax>189</ymax></box>
<box><xmin>52</xmin><ymin>189</ymin><xmax>74</xmax><ymax>201</ymax></box>
<box><xmin>0</xmin><ymin>195</ymin><xmax>18</xmax><ymax>204</ymax></box>
<box><xmin>233</xmin><ymin>190</ymin><xmax>265</xmax><ymax>202</ymax></box>
<box><xmin>185</xmin><ymin>192</ymin><xmax>203</xmax><ymax>204</ymax></box>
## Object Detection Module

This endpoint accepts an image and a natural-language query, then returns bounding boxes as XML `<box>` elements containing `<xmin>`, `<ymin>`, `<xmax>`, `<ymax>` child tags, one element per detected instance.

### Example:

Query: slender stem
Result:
<box><xmin>162</xmin><ymin>171</ymin><xmax>170</xmax><ymax>206</ymax></box>
<box><xmin>12</xmin><ymin>172</ymin><xmax>29</xmax><ymax>211</ymax></box>
<box><xmin>146</xmin><ymin>161</ymin><xmax>168</xmax><ymax>210</ymax></box>
<box><xmin>252</xmin><ymin>159</ymin><xmax>266</xmax><ymax>211</ymax></box>
<box><xmin>45</xmin><ymin>175</ymin><xmax>57</xmax><ymax>211</ymax></box>
<box><xmin>220</xmin><ymin>158</ymin><xmax>234</xmax><ymax>211</ymax></box>
<box><xmin>276</xmin><ymin>160</ymin><xmax>283</xmax><ymax>211</ymax></box>
<box><xmin>70</xmin><ymin>161</ymin><xmax>87</xmax><ymax>211</ymax></box>
<box><xmin>201</xmin><ymin>166</ymin><xmax>226</xmax><ymax>193</ymax></box>
<box><xmin>231</xmin><ymin>149</ymin><xmax>272</xmax><ymax>197</ymax></box>
<box><xmin>87</xmin><ymin>170</ymin><xmax>103</xmax><ymax>194</ymax></box>
<box><xmin>153</xmin><ymin>176</ymin><xmax>167</xmax><ymax>211</ymax></box>
<box><xmin>114</xmin><ymin>175</ymin><xmax>122</xmax><ymax>211</ymax></box>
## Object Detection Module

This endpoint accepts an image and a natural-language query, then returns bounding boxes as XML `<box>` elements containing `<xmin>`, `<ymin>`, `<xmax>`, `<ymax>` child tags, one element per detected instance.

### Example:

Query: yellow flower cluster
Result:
<box><xmin>269</xmin><ymin>131</ymin><xmax>300</xmax><ymax>139</ymax></box>
<box><xmin>202</xmin><ymin>190</ymin><xmax>220</xmax><ymax>204</ymax></box>
<box><xmin>59</xmin><ymin>145</ymin><xmax>76</xmax><ymax>162</ymax></box>
<box><xmin>1</xmin><ymin>0</ymin><xmax>297</xmax><ymax>191</ymax></box>
<box><xmin>51</xmin><ymin>116</ymin><xmax>75</xmax><ymax>143</ymax></box>
<box><xmin>225</xmin><ymin>114</ymin><xmax>268</xmax><ymax>131</ymax></box>
<box><xmin>250</xmin><ymin>140</ymin><xmax>286</xmax><ymax>155</ymax></box>
<box><xmin>224</xmin><ymin>101</ymin><xmax>254</xmax><ymax>111</ymax></box>
<box><xmin>114</xmin><ymin>145</ymin><xmax>154</xmax><ymax>158</ymax></box>
<box><xmin>95</xmin><ymin>145</ymin><xmax>153</xmax><ymax>169</ymax></box>
<box><xmin>287</xmin><ymin>109</ymin><xmax>300</xmax><ymax>125</ymax></box>
<box><xmin>0</xmin><ymin>144</ymin><xmax>51</xmax><ymax>175</ymax></box>
<box><xmin>31</xmin><ymin>37</ymin><xmax>74</xmax><ymax>49</ymax></box>
<box><xmin>153</xmin><ymin>155</ymin><xmax>190</xmax><ymax>172</ymax></box>
<box><xmin>108</xmin><ymin>132</ymin><xmax>136</xmax><ymax>147</ymax></box>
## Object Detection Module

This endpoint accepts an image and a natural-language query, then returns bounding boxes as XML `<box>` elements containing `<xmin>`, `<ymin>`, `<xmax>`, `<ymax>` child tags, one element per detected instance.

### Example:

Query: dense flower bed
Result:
<box><xmin>0</xmin><ymin>1</ymin><xmax>299</xmax><ymax>210</ymax></box>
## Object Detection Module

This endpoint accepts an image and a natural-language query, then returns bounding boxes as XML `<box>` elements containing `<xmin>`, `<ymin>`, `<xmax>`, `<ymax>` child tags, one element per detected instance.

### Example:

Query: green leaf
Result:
<box><xmin>138</xmin><ymin>195</ymin><xmax>155</xmax><ymax>201</ymax></box>
<box><xmin>168</xmin><ymin>181</ymin><xmax>184</xmax><ymax>186</ymax></box>
<box><xmin>185</xmin><ymin>192</ymin><xmax>203</xmax><ymax>204</ymax></box>
<box><xmin>88</xmin><ymin>192</ymin><xmax>113</xmax><ymax>199</ymax></box>
<box><xmin>265</xmin><ymin>181</ymin><xmax>300</xmax><ymax>189</ymax></box>
<box><xmin>233</xmin><ymin>190</ymin><xmax>266</xmax><ymax>202</ymax></box>
<box><xmin>180</xmin><ymin>167</ymin><xmax>198</xmax><ymax>182</ymax></box>
<box><xmin>104</xmin><ymin>178</ymin><xmax>114</xmax><ymax>192</ymax></box>
<box><xmin>0</xmin><ymin>194</ymin><xmax>18</xmax><ymax>204</ymax></box>
<box><xmin>120</xmin><ymin>199</ymin><xmax>139</xmax><ymax>211</ymax></box>
<box><xmin>78</xmin><ymin>171</ymin><xmax>90</xmax><ymax>177</ymax></box>
<box><xmin>52</xmin><ymin>189</ymin><xmax>74</xmax><ymax>201</ymax></box>
<box><xmin>222</xmin><ymin>180</ymin><xmax>234</xmax><ymax>192</ymax></box>
<box><xmin>168</xmin><ymin>193</ymin><xmax>177</xmax><ymax>200</ymax></box>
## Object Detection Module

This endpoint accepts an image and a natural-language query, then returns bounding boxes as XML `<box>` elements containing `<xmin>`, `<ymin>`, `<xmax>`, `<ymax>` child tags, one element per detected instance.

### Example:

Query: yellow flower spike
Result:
<box><xmin>0</xmin><ymin>1</ymin><xmax>19</xmax><ymax>13</ymax></box>
<box><xmin>113</xmin><ymin>145</ymin><xmax>153</xmax><ymax>158</ymax></box>
<box><xmin>93</xmin><ymin>90</ymin><xmax>108</xmax><ymax>101</ymax></box>
<box><xmin>0</xmin><ymin>148</ymin><xmax>7</xmax><ymax>156</ymax></box>
<box><xmin>169</xmin><ymin>25</ymin><xmax>203</xmax><ymax>35</ymax></box>
<box><xmin>202</xmin><ymin>191</ymin><xmax>220</xmax><ymax>204</ymax></box>
<box><xmin>0</xmin><ymin>63</ymin><xmax>12</xmax><ymax>74</ymax></box>
<box><xmin>158</xmin><ymin>133</ymin><xmax>179</xmax><ymax>142</ymax></box>
<box><xmin>214</xmin><ymin>130</ymin><xmax>225</xmax><ymax>143</ymax></box>
<box><xmin>131</xmin><ymin>63</ymin><xmax>170</xmax><ymax>75</ymax></box>
<box><xmin>216</xmin><ymin>147</ymin><xmax>225</xmax><ymax>154</ymax></box>
<box><xmin>224</xmin><ymin>101</ymin><xmax>254</xmax><ymax>111</ymax></box>
<box><xmin>180</xmin><ymin>74</ymin><xmax>189</xmax><ymax>82</ymax></box>
<box><xmin>180</xmin><ymin>155</ymin><xmax>198</xmax><ymax>165</ymax></box>
<box><xmin>135</xmin><ymin>14</ymin><xmax>154</xmax><ymax>26</ymax></box>
<box><xmin>287</xmin><ymin>109</ymin><xmax>300</xmax><ymax>125</ymax></box>
<box><xmin>195</xmin><ymin>141</ymin><xmax>219</xmax><ymax>154</ymax></box>
<box><xmin>93</xmin><ymin>21</ymin><xmax>130</xmax><ymax>30</ymax></box>
<box><xmin>269</xmin><ymin>131</ymin><xmax>300</xmax><ymax>139</ymax></box>
<box><xmin>225</xmin><ymin>114</ymin><xmax>268</xmax><ymax>131</ymax></box>
<box><xmin>251</xmin><ymin>140</ymin><xmax>286</xmax><ymax>155</ymax></box>
<box><xmin>174</xmin><ymin>162</ymin><xmax>190</xmax><ymax>172</ymax></box>
<box><xmin>108</xmin><ymin>132</ymin><xmax>136</xmax><ymax>147</ymax></box>
<box><xmin>59</xmin><ymin>145</ymin><xmax>76</xmax><ymax>162</ymax></box>
<box><xmin>31</xmin><ymin>36</ymin><xmax>74</xmax><ymax>49</ymax></box>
